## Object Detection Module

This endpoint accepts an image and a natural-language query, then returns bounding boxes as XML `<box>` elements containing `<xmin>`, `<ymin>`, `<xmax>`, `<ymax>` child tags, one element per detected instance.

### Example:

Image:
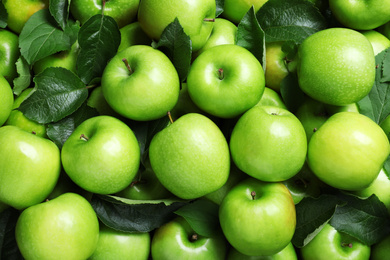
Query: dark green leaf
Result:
<box><xmin>19</xmin><ymin>9</ymin><xmax>74</xmax><ymax>65</ymax></box>
<box><xmin>0</xmin><ymin>208</ymin><xmax>23</xmax><ymax>260</ymax></box>
<box><xmin>91</xmin><ymin>195</ymin><xmax>188</xmax><ymax>233</ymax></box>
<box><xmin>381</xmin><ymin>48</ymin><xmax>390</xmax><ymax>83</ymax></box>
<box><xmin>0</xmin><ymin>2</ymin><xmax>7</xmax><ymax>28</ymax></box>
<box><xmin>49</xmin><ymin>0</ymin><xmax>71</xmax><ymax>29</ymax></box>
<box><xmin>76</xmin><ymin>14</ymin><xmax>121</xmax><ymax>85</ymax></box>
<box><xmin>384</xmin><ymin>156</ymin><xmax>390</xmax><ymax>179</ymax></box>
<box><xmin>330</xmin><ymin>194</ymin><xmax>390</xmax><ymax>246</ymax></box>
<box><xmin>256</xmin><ymin>0</ymin><xmax>327</xmax><ymax>43</ymax></box>
<box><xmin>215</xmin><ymin>0</ymin><xmax>224</xmax><ymax>17</ymax></box>
<box><xmin>18</xmin><ymin>67</ymin><xmax>88</xmax><ymax>124</ymax></box>
<box><xmin>281</xmin><ymin>40</ymin><xmax>299</xmax><ymax>61</ymax></box>
<box><xmin>13</xmin><ymin>56</ymin><xmax>32</xmax><ymax>96</ymax></box>
<box><xmin>46</xmin><ymin>102</ymin><xmax>99</xmax><ymax>149</ymax></box>
<box><xmin>280</xmin><ymin>73</ymin><xmax>306</xmax><ymax>113</ymax></box>
<box><xmin>174</xmin><ymin>199</ymin><xmax>220</xmax><ymax>238</ymax></box>
<box><xmin>292</xmin><ymin>194</ymin><xmax>345</xmax><ymax>248</ymax></box>
<box><xmin>358</xmin><ymin>49</ymin><xmax>390</xmax><ymax>124</ymax></box>
<box><xmin>155</xmin><ymin>18</ymin><xmax>192</xmax><ymax>83</ymax></box>
<box><xmin>236</xmin><ymin>6</ymin><xmax>266</xmax><ymax>67</ymax></box>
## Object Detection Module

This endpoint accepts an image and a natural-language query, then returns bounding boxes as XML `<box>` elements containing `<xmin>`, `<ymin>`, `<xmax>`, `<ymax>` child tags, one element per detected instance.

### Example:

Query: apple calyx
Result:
<box><xmin>341</xmin><ymin>242</ymin><xmax>353</xmax><ymax>248</ymax></box>
<box><xmin>203</xmin><ymin>18</ymin><xmax>215</xmax><ymax>22</ymax></box>
<box><xmin>251</xmin><ymin>191</ymin><xmax>256</xmax><ymax>200</ymax></box>
<box><xmin>80</xmin><ymin>134</ymin><xmax>89</xmax><ymax>141</ymax></box>
<box><xmin>122</xmin><ymin>58</ymin><xmax>133</xmax><ymax>75</ymax></box>
<box><xmin>190</xmin><ymin>233</ymin><xmax>199</xmax><ymax>242</ymax></box>
<box><xmin>218</xmin><ymin>68</ymin><xmax>224</xmax><ymax>80</ymax></box>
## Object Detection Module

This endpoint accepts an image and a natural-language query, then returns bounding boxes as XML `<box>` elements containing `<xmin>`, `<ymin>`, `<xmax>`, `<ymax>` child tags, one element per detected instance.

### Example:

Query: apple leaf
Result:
<box><xmin>46</xmin><ymin>102</ymin><xmax>99</xmax><ymax>149</ymax></box>
<box><xmin>154</xmin><ymin>18</ymin><xmax>192</xmax><ymax>83</ymax></box>
<box><xmin>292</xmin><ymin>194</ymin><xmax>345</xmax><ymax>248</ymax></box>
<box><xmin>19</xmin><ymin>9</ymin><xmax>76</xmax><ymax>65</ymax></box>
<box><xmin>330</xmin><ymin>194</ymin><xmax>390</xmax><ymax>246</ymax></box>
<box><xmin>215</xmin><ymin>0</ymin><xmax>225</xmax><ymax>17</ymax></box>
<box><xmin>0</xmin><ymin>2</ymin><xmax>7</xmax><ymax>28</ymax></box>
<box><xmin>91</xmin><ymin>195</ymin><xmax>188</xmax><ymax>233</ymax></box>
<box><xmin>358</xmin><ymin>48</ymin><xmax>390</xmax><ymax>125</ymax></box>
<box><xmin>12</xmin><ymin>56</ymin><xmax>32</xmax><ymax>96</ymax></box>
<box><xmin>384</xmin><ymin>156</ymin><xmax>390</xmax><ymax>179</ymax></box>
<box><xmin>0</xmin><ymin>208</ymin><xmax>23</xmax><ymax>260</ymax></box>
<box><xmin>236</xmin><ymin>6</ymin><xmax>266</xmax><ymax>68</ymax></box>
<box><xmin>174</xmin><ymin>199</ymin><xmax>220</xmax><ymax>238</ymax></box>
<box><xmin>256</xmin><ymin>0</ymin><xmax>327</xmax><ymax>44</ymax></box>
<box><xmin>280</xmin><ymin>73</ymin><xmax>306</xmax><ymax>113</ymax></box>
<box><xmin>18</xmin><ymin>67</ymin><xmax>88</xmax><ymax>124</ymax></box>
<box><xmin>76</xmin><ymin>14</ymin><xmax>121</xmax><ymax>85</ymax></box>
<box><xmin>49</xmin><ymin>0</ymin><xmax>71</xmax><ymax>30</ymax></box>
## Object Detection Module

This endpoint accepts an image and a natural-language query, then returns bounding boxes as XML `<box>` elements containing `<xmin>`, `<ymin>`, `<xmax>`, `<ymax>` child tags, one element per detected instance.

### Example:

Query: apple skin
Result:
<box><xmin>118</xmin><ymin>22</ymin><xmax>152</xmax><ymax>52</ymax></box>
<box><xmin>187</xmin><ymin>44</ymin><xmax>265</xmax><ymax>119</ymax></box>
<box><xmin>151</xmin><ymin>216</ymin><xmax>227</xmax><ymax>260</ymax></box>
<box><xmin>61</xmin><ymin>115</ymin><xmax>140</xmax><ymax>195</ymax></box>
<box><xmin>222</xmin><ymin>0</ymin><xmax>269</xmax><ymax>24</ymax></box>
<box><xmin>297</xmin><ymin>28</ymin><xmax>375</xmax><ymax>106</ymax></box>
<box><xmin>307</xmin><ymin>112</ymin><xmax>390</xmax><ymax>191</ymax></box>
<box><xmin>137</xmin><ymin>0</ymin><xmax>216</xmax><ymax>52</ymax></box>
<box><xmin>264</xmin><ymin>41</ymin><xmax>290</xmax><ymax>92</ymax></box>
<box><xmin>0</xmin><ymin>29</ymin><xmax>19</xmax><ymax>83</ymax></box>
<box><xmin>149</xmin><ymin>113</ymin><xmax>230</xmax><ymax>200</ymax></box>
<box><xmin>371</xmin><ymin>234</ymin><xmax>390</xmax><ymax>260</ymax></box>
<box><xmin>361</xmin><ymin>30</ymin><xmax>390</xmax><ymax>56</ymax></box>
<box><xmin>255</xmin><ymin>87</ymin><xmax>287</xmax><ymax>109</ymax></box>
<box><xmin>230</xmin><ymin>105</ymin><xmax>307</xmax><ymax>182</ymax></box>
<box><xmin>227</xmin><ymin>242</ymin><xmax>298</xmax><ymax>260</ymax></box>
<box><xmin>70</xmin><ymin>0</ymin><xmax>139</xmax><ymax>28</ymax></box>
<box><xmin>0</xmin><ymin>75</ymin><xmax>14</xmax><ymax>126</ymax></box>
<box><xmin>300</xmin><ymin>224</ymin><xmax>371</xmax><ymax>260</ymax></box>
<box><xmin>219</xmin><ymin>178</ymin><xmax>296</xmax><ymax>256</ymax></box>
<box><xmin>329</xmin><ymin>0</ymin><xmax>390</xmax><ymax>30</ymax></box>
<box><xmin>0</xmin><ymin>125</ymin><xmax>61</xmax><ymax>209</ymax></box>
<box><xmin>15</xmin><ymin>192</ymin><xmax>100</xmax><ymax>260</ymax></box>
<box><xmin>90</xmin><ymin>225</ymin><xmax>150</xmax><ymax>260</ymax></box>
<box><xmin>101</xmin><ymin>45</ymin><xmax>180</xmax><ymax>121</ymax></box>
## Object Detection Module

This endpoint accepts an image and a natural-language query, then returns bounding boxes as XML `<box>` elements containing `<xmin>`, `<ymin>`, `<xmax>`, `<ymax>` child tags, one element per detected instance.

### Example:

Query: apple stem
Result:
<box><xmin>167</xmin><ymin>111</ymin><xmax>174</xmax><ymax>124</ymax></box>
<box><xmin>122</xmin><ymin>58</ymin><xmax>133</xmax><ymax>75</ymax></box>
<box><xmin>80</xmin><ymin>134</ymin><xmax>89</xmax><ymax>141</ymax></box>
<box><xmin>32</xmin><ymin>131</ymin><xmax>36</xmax><ymax>135</ymax></box>
<box><xmin>218</xmin><ymin>68</ymin><xmax>224</xmax><ymax>80</ymax></box>
<box><xmin>251</xmin><ymin>191</ymin><xmax>256</xmax><ymax>200</ymax></box>
<box><xmin>102</xmin><ymin>0</ymin><xmax>106</xmax><ymax>15</ymax></box>
<box><xmin>341</xmin><ymin>242</ymin><xmax>353</xmax><ymax>248</ymax></box>
<box><xmin>313</xmin><ymin>127</ymin><xmax>318</xmax><ymax>133</ymax></box>
<box><xmin>204</xmin><ymin>18</ymin><xmax>215</xmax><ymax>22</ymax></box>
<box><xmin>190</xmin><ymin>233</ymin><xmax>198</xmax><ymax>242</ymax></box>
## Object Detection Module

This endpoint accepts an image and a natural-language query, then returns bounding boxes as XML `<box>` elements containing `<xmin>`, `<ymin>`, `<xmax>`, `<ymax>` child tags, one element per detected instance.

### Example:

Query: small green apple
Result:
<box><xmin>227</xmin><ymin>242</ymin><xmax>298</xmax><ymax>260</ymax></box>
<box><xmin>222</xmin><ymin>0</ymin><xmax>269</xmax><ymax>24</ymax></box>
<box><xmin>101</xmin><ymin>45</ymin><xmax>180</xmax><ymax>121</ymax></box>
<box><xmin>361</xmin><ymin>30</ymin><xmax>390</xmax><ymax>56</ymax></box>
<box><xmin>219</xmin><ymin>178</ymin><xmax>296</xmax><ymax>256</ymax></box>
<box><xmin>255</xmin><ymin>87</ymin><xmax>287</xmax><ymax>109</ymax></box>
<box><xmin>90</xmin><ymin>225</ymin><xmax>151</xmax><ymax>260</ymax></box>
<box><xmin>297</xmin><ymin>28</ymin><xmax>375</xmax><ymax>106</ymax></box>
<box><xmin>187</xmin><ymin>44</ymin><xmax>265</xmax><ymax>118</ymax></box>
<box><xmin>61</xmin><ymin>115</ymin><xmax>140</xmax><ymax>195</ymax></box>
<box><xmin>300</xmin><ymin>224</ymin><xmax>371</xmax><ymax>260</ymax></box>
<box><xmin>0</xmin><ymin>75</ymin><xmax>14</xmax><ymax>126</ymax></box>
<box><xmin>230</xmin><ymin>105</ymin><xmax>307</xmax><ymax>182</ymax></box>
<box><xmin>15</xmin><ymin>192</ymin><xmax>100</xmax><ymax>260</ymax></box>
<box><xmin>371</xmin><ymin>234</ymin><xmax>390</xmax><ymax>260</ymax></box>
<box><xmin>0</xmin><ymin>125</ymin><xmax>61</xmax><ymax>209</ymax></box>
<box><xmin>0</xmin><ymin>29</ymin><xmax>19</xmax><ymax>83</ymax></box>
<box><xmin>87</xmin><ymin>86</ymin><xmax>122</xmax><ymax>118</ymax></box>
<box><xmin>264</xmin><ymin>41</ymin><xmax>290</xmax><ymax>92</ymax></box>
<box><xmin>307</xmin><ymin>112</ymin><xmax>390</xmax><ymax>191</ymax></box>
<box><xmin>118</xmin><ymin>22</ymin><xmax>151</xmax><ymax>52</ymax></box>
<box><xmin>149</xmin><ymin>113</ymin><xmax>230</xmax><ymax>200</ymax></box>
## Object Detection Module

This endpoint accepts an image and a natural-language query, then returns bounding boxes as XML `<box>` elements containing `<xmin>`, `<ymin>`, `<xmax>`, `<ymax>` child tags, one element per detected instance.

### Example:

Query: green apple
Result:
<box><xmin>0</xmin><ymin>29</ymin><xmax>19</xmax><ymax>83</ymax></box>
<box><xmin>227</xmin><ymin>242</ymin><xmax>298</xmax><ymax>260</ymax></box>
<box><xmin>219</xmin><ymin>178</ymin><xmax>296</xmax><ymax>256</ymax></box>
<box><xmin>187</xmin><ymin>44</ymin><xmax>265</xmax><ymax>118</ymax></box>
<box><xmin>378</xmin><ymin>21</ymin><xmax>390</xmax><ymax>39</ymax></box>
<box><xmin>118</xmin><ymin>21</ymin><xmax>152</xmax><ymax>52</ymax></box>
<box><xmin>0</xmin><ymin>75</ymin><xmax>14</xmax><ymax>126</ymax></box>
<box><xmin>300</xmin><ymin>224</ymin><xmax>371</xmax><ymax>260</ymax></box>
<box><xmin>0</xmin><ymin>125</ymin><xmax>61</xmax><ymax>209</ymax></box>
<box><xmin>5</xmin><ymin>88</ymin><xmax>47</xmax><ymax>137</ymax></box>
<box><xmin>264</xmin><ymin>41</ymin><xmax>290</xmax><ymax>92</ymax></box>
<box><xmin>255</xmin><ymin>87</ymin><xmax>287</xmax><ymax>109</ymax></box>
<box><xmin>101</xmin><ymin>45</ymin><xmax>180</xmax><ymax>121</ymax></box>
<box><xmin>361</xmin><ymin>30</ymin><xmax>390</xmax><ymax>56</ymax></box>
<box><xmin>137</xmin><ymin>0</ymin><xmax>216</xmax><ymax>52</ymax></box>
<box><xmin>222</xmin><ymin>0</ymin><xmax>269</xmax><ymax>24</ymax></box>
<box><xmin>380</xmin><ymin>114</ymin><xmax>390</xmax><ymax>141</ymax></box>
<box><xmin>15</xmin><ymin>192</ymin><xmax>100</xmax><ymax>260</ymax></box>
<box><xmin>151</xmin><ymin>216</ymin><xmax>227</xmax><ymax>260</ymax></box>
<box><xmin>70</xmin><ymin>0</ymin><xmax>139</xmax><ymax>28</ymax></box>
<box><xmin>297</xmin><ymin>28</ymin><xmax>375</xmax><ymax>106</ymax></box>
<box><xmin>371</xmin><ymin>234</ymin><xmax>390</xmax><ymax>260</ymax></box>
<box><xmin>307</xmin><ymin>112</ymin><xmax>390</xmax><ymax>191</ymax></box>
<box><xmin>329</xmin><ymin>0</ymin><xmax>390</xmax><ymax>30</ymax></box>
<box><xmin>87</xmin><ymin>86</ymin><xmax>123</xmax><ymax>118</ymax></box>
<box><xmin>90</xmin><ymin>225</ymin><xmax>150</xmax><ymax>260</ymax></box>
<box><xmin>3</xmin><ymin>0</ymin><xmax>49</xmax><ymax>34</ymax></box>
<box><xmin>230</xmin><ymin>105</ymin><xmax>307</xmax><ymax>182</ymax></box>
<box><xmin>61</xmin><ymin>115</ymin><xmax>140</xmax><ymax>194</ymax></box>
<box><xmin>324</xmin><ymin>102</ymin><xmax>360</xmax><ymax>115</ymax></box>
<box><xmin>149</xmin><ymin>113</ymin><xmax>230</xmax><ymax>200</ymax></box>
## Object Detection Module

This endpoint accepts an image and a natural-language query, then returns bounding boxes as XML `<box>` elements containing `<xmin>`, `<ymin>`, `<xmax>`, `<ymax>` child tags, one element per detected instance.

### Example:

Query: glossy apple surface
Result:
<box><xmin>255</xmin><ymin>87</ymin><xmax>287</xmax><ymax>109</ymax></box>
<box><xmin>222</xmin><ymin>0</ymin><xmax>269</xmax><ymax>24</ymax></box>
<box><xmin>0</xmin><ymin>29</ymin><xmax>19</xmax><ymax>83</ymax></box>
<box><xmin>0</xmin><ymin>75</ymin><xmax>14</xmax><ymax>126</ymax></box>
<box><xmin>264</xmin><ymin>41</ymin><xmax>290</xmax><ymax>92</ymax></box>
<box><xmin>371</xmin><ymin>234</ymin><xmax>390</xmax><ymax>260</ymax></box>
<box><xmin>361</xmin><ymin>30</ymin><xmax>390</xmax><ymax>56</ymax></box>
<box><xmin>118</xmin><ymin>22</ymin><xmax>151</xmax><ymax>52</ymax></box>
<box><xmin>227</xmin><ymin>242</ymin><xmax>298</xmax><ymax>260</ymax></box>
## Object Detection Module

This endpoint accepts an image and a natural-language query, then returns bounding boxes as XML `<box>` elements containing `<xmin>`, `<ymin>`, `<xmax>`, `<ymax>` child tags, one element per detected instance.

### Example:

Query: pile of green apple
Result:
<box><xmin>1</xmin><ymin>0</ymin><xmax>390</xmax><ymax>259</ymax></box>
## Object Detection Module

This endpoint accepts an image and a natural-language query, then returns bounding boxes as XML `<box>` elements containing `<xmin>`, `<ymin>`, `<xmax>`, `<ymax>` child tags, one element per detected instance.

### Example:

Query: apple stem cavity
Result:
<box><xmin>203</xmin><ymin>18</ymin><xmax>215</xmax><ymax>22</ymax></box>
<box><xmin>122</xmin><ymin>58</ymin><xmax>133</xmax><ymax>75</ymax></box>
<box><xmin>251</xmin><ymin>191</ymin><xmax>256</xmax><ymax>200</ymax></box>
<box><xmin>218</xmin><ymin>68</ymin><xmax>224</xmax><ymax>80</ymax></box>
<box><xmin>80</xmin><ymin>134</ymin><xmax>89</xmax><ymax>141</ymax></box>
<box><xmin>190</xmin><ymin>233</ymin><xmax>198</xmax><ymax>242</ymax></box>
<box><xmin>341</xmin><ymin>242</ymin><xmax>353</xmax><ymax>248</ymax></box>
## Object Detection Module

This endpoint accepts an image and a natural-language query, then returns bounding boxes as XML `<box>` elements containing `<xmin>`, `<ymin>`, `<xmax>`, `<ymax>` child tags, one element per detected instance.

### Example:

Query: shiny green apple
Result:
<box><xmin>255</xmin><ymin>87</ymin><xmax>287</xmax><ymax>109</ymax></box>
<box><xmin>0</xmin><ymin>29</ymin><xmax>19</xmax><ymax>83</ymax></box>
<box><xmin>222</xmin><ymin>0</ymin><xmax>269</xmax><ymax>24</ymax></box>
<box><xmin>0</xmin><ymin>75</ymin><xmax>14</xmax><ymax>126</ymax></box>
<box><xmin>361</xmin><ymin>30</ymin><xmax>390</xmax><ymax>56</ymax></box>
<box><xmin>118</xmin><ymin>22</ymin><xmax>151</xmax><ymax>52</ymax></box>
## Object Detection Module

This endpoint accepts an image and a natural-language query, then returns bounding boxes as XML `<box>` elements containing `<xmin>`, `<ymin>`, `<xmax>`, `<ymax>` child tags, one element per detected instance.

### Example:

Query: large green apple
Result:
<box><xmin>222</xmin><ymin>0</ymin><xmax>269</xmax><ymax>24</ymax></box>
<box><xmin>371</xmin><ymin>234</ymin><xmax>390</xmax><ymax>260</ymax></box>
<box><xmin>0</xmin><ymin>29</ymin><xmax>19</xmax><ymax>83</ymax></box>
<box><xmin>70</xmin><ymin>0</ymin><xmax>139</xmax><ymax>28</ymax></box>
<box><xmin>15</xmin><ymin>192</ymin><xmax>100</xmax><ymax>260</ymax></box>
<box><xmin>227</xmin><ymin>242</ymin><xmax>298</xmax><ymax>260</ymax></box>
<box><xmin>300</xmin><ymin>224</ymin><xmax>371</xmax><ymax>260</ymax></box>
<box><xmin>230</xmin><ymin>105</ymin><xmax>307</xmax><ymax>182</ymax></box>
<box><xmin>255</xmin><ymin>87</ymin><xmax>287</xmax><ymax>109</ymax></box>
<box><xmin>137</xmin><ymin>0</ymin><xmax>216</xmax><ymax>52</ymax></box>
<box><xmin>101</xmin><ymin>45</ymin><xmax>180</xmax><ymax>121</ymax></box>
<box><xmin>118</xmin><ymin>22</ymin><xmax>151</xmax><ymax>52</ymax></box>
<box><xmin>307</xmin><ymin>112</ymin><xmax>390</xmax><ymax>191</ymax></box>
<box><xmin>90</xmin><ymin>225</ymin><xmax>150</xmax><ymax>260</ymax></box>
<box><xmin>329</xmin><ymin>0</ymin><xmax>390</xmax><ymax>30</ymax></box>
<box><xmin>61</xmin><ymin>115</ymin><xmax>140</xmax><ymax>194</ymax></box>
<box><xmin>264</xmin><ymin>41</ymin><xmax>290</xmax><ymax>92</ymax></box>
<box><xmin>297</xmin><ymin>28</ymin><xmax>375</xmax><ymax>106</ymax></box>
<box><xmin>219</xmin><ymin>178</ymin><xmax>296</xmax><ymax>256</ymax></box>
<box><xmin>151</xmin><ymin>216</ymin><xmax>227</xmax><ymax>260</ymax></box>
<box><xmin>0</xmin><ymin>125</ymin><xmax>61</xmax><ymax>209</ymax></box>
<box><xmin>361</xmin><ymin>30</ymin><xmax>390</xmax><ymax>56</ymax></box>
<box><xmin>0</xmin><ymin>75</ymin><xmax>14</xmax><ymax>126</ymax></box>
<box><xmin>149</xmin><ymin>113</ymin><xmax>230</xmax><ymax>200</ymax></box>
<box><xmin>187</xmin><ymin>44</ymin><xmax>265</xmax><ymax>118</ymax></box>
